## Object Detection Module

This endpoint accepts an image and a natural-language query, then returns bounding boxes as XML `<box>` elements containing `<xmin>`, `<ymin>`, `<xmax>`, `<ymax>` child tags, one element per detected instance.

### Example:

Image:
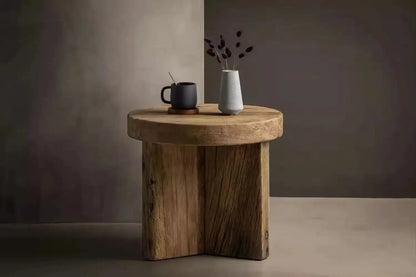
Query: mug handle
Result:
<box><xmin>161</xmin><ymin>86</ymin><xmax>171</xmax><ymax>104</ymax></box>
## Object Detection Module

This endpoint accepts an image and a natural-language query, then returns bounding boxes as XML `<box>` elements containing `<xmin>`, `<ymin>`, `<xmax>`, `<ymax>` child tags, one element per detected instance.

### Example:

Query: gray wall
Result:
<box><xmin>205</xmin><ymin>0</ymin><xmax>416</xmax><ymax>197</ymax></box>
<box><xmin>0</xmin><ymin>0</ymin><xmax>204</xmax><ymax>222</ymax></box>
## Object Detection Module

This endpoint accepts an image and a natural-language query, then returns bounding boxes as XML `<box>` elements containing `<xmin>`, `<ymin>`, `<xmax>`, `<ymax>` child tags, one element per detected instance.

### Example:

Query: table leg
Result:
<box><xmin>142</xmin><ymin>142</ymin><xmax>204</xmax><ymax>260</ymax></box>
<box><xmin>204</xmin><ymin>142</ymin><xmax>269</xmax><ymax>260</ymax></box>
<box><xmin>142</xmin><ymin>141</ymin><xmax>269</xmax><ymax>260</ymax></box>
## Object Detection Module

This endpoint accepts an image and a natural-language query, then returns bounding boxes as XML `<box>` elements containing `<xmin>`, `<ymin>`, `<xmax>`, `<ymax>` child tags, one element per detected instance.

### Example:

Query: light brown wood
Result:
<box><xmin>142</xmin><ymin>142</ymin><xmax>204</xmax><ymax>260</ymax></box>
<box><xmin>132</xmin><ymin>104</ymin><xmax>282</xmax><ymax>260</ymax></box>
<box><xmin>261</xmin><ymin>142</ymin><xmax>270</xmax><ymax>258</ymax></box>
<box><xmin>204</xmin><ymin>143</ymin><xmax>269</xmax><ymax>260</ymax></box>
<box><xmin>141</xmin><ymin>141</ymin><xmax>269</xmax><ymax>260</ymax></box>
<box><xmin>168</xmin><ymin>107</ymin><xmax>199</xmax><ymax>114</ymax></box>
<box><xmin>128</xmin><ymin>104</ymin><xmax>283</xmax><ymax>146</ymax></box>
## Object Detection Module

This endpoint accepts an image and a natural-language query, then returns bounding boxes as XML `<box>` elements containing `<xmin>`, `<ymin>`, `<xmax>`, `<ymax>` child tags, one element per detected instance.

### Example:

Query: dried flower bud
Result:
<box><xmin>236</xmin><ymin>42</ymin><xmax>240</xmax><ymax>48</ymax></box>
<box><xmin>221</xmin><ymin>53</ymin><xmax>227</xmax><ymax>59</ymax></box>
<box><xmin>238</xmin><ymin>53</ymin><xmax>245</xmax><ymax>59</ymax></box>
<box><xmin>206</xmin><ymin>49</ymin><xmax>215</xmax><ymax>57</ymax></box>
<box><xmin>204</xmin><ymin>38</ymin><xmax>211</xmax><ymax>43</ymax></box>
<box><xmin>225</xmin><ymin>48</ymin><xmax>232</xmax><ymax>58</ymax></box>
<box><xmin>237</xmin><ymin>31</ymin><xmax>242</xmax><ymax>37</ymax></box>
<box><xmin>245</xmin><ymin>46</ymin><xmax>253</xmax><ymax>53</ymax></box>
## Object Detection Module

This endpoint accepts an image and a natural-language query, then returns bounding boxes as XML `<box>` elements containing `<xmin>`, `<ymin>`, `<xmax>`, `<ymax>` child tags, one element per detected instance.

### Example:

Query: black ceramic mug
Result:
<box><xmin>161</xmin><ymin>82</ymin><xmax>197</xmax><ymax>109</ymax></box>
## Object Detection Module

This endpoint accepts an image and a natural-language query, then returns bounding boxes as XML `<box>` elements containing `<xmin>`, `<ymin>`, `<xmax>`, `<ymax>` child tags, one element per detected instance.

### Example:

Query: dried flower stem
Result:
<box><xmin>214</xmin><ymin>49</ymin><xmax>224</xmax><ymax>70</ymax></box>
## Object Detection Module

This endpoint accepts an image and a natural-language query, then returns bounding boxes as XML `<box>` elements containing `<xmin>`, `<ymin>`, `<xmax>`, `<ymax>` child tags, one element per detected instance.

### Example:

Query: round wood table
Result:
<box><xmin>127</xmin><ymin>104</ymin><xmax>283</xmax><ymax>260</ymax></box>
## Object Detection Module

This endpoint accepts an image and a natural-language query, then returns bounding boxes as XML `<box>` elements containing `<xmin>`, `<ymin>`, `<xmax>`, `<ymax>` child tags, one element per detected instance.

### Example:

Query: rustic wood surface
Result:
<box><xmin>142</xmin><ymin>142</ymin><xmax>204</xmax><ymax>260</ymax></box>
<box><xmin>134</xmin><ymin>104</ymin><xmax>282</xmax><ymax>260</ymax></box>
<box><xmin>128</xmin><ymin>104</ymin><xmax>283</xmax><ymax>146</ymax></box>
<box><xmin>168</xmin><ymin>107</ymin><xmax>199</xmax><ymax>114</ymax></box>
<box><xmin>142</xmin><ymin>141</ymin><xmax>270</xmax><ymax>260</ymax></box>
<box><xmin>204</xmin><ymin>143</ymin><xmax>269</xmax><ymax>260</ymax></box>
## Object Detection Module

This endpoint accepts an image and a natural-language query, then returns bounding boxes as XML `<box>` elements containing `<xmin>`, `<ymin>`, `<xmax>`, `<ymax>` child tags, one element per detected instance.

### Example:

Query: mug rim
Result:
<box><xmin>175</xmin><ymin>82</ymin><xmax>195</xmax><ymax>86</ymax></box>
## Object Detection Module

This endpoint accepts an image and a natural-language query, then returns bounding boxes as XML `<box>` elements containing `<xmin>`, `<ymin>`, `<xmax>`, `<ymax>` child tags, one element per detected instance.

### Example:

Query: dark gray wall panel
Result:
<box><xmin>205</xmin><ymin>0</ymin><xmax>416</xmax><ymax>197</ymax></box>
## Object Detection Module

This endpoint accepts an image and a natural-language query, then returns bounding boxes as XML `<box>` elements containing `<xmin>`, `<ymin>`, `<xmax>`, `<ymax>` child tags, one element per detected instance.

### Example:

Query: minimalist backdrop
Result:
<box><xmin>205</xmin><ymin>0</ymin><xmax>416</xmax><ymax>197</ymax></box>
<box><xmin>0</xmin><ymin>0</ymin><xmax>204</xmax><ymax>222</ymax></box>
<box><xmin>1</xmin><ymin>0</ymin><xmax>415</xmax><ymax>224</ymax></box>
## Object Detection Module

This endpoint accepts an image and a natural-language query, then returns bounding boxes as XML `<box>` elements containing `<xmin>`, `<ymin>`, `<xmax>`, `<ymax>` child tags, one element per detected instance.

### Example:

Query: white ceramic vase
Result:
<box><xmin>218</xmin><ymin>70</ymin><xmax>243</xmax><ymax>115</ymax></box>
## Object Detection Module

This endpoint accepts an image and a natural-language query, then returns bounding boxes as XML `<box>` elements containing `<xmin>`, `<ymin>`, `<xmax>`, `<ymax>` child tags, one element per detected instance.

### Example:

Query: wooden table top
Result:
<box><xmin>127</xmin><ymin>104</ymin><xmax>283</xmax><ymax>146</ymax></box>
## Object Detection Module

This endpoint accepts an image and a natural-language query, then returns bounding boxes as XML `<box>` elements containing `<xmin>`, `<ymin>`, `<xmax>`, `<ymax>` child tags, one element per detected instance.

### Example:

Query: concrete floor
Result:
<box><xmin>0</xmin><ymin>198</ymin><xmax>415</xmax><ymax>277</ymax></box>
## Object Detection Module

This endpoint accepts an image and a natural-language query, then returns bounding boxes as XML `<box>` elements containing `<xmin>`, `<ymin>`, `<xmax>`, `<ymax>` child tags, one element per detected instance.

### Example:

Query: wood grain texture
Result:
<box><xmin>168</xmin><ymin>107</ymin><xmax>199</xmax><ymax>114</ymax></box>
<box><xmin>142</xmin><ymin>142</ymin><xmax>269</xmax><ymax>260</ymax></box>
<box><xmin>204</xmin><ymin>143</ymin><xmax>269</xmax><ymax>260</ymax></box>
<box><xmin>142</xmin><ymin>142</ymin><xmax>204</xmax><ymax>260</ymax></box>
<box><xmin>128</xmin><ymin>104</ymin><xmax>283</xmax><ymax>146</ymax></box>
<box><xmin>137</xmin><ymin>106</ymin><xmax>278</xmax><ymax>260</ymax></box>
